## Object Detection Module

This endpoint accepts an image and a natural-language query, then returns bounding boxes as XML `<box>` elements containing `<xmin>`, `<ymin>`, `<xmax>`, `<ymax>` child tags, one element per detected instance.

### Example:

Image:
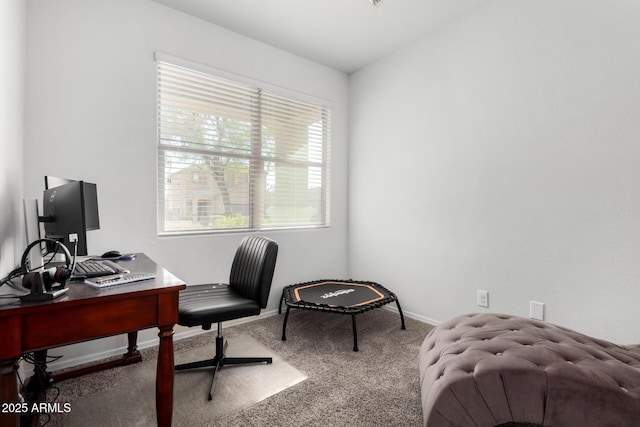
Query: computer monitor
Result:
<box><xmin>42</xmin><ymin>179</ymin><xmax>100</xmax><ymax>256</ymax></box>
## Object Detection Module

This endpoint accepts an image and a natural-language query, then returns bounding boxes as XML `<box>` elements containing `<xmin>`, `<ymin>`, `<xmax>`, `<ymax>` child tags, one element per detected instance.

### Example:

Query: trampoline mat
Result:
<box><xmin>280</xmin><ymin>279</ymin><xmax>406</xmax><ymax>351</ymax></box>
<box><xmin>289</xmin><ymin>280</ymin><xmax>390</xmax><ymax>308</ymax></box>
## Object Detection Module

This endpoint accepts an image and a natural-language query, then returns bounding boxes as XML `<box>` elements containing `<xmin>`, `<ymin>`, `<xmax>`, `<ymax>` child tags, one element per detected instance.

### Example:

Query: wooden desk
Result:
<box><xmin>0</xmin><ymin>254</ymin><xmax>186</xmax><ymax>427</ymax></box>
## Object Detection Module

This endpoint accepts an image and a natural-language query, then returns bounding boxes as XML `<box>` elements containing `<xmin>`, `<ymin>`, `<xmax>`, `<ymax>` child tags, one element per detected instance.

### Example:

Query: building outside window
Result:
<box><xmin>156</xmin><ymin>55</ymin><xmax>331</xmax><ymax>234</ymax></box>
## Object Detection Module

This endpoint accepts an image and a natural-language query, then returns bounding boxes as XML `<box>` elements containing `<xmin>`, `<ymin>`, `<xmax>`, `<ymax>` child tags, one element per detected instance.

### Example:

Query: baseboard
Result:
<box><xmin>48</xmin><ymin>344</ymin><xmax>141</xmax><ymax>373</ymax></box>
<box><xmin>46</xmin><ymin>308</ymin><xmax>435</xmax><ymax>372</ymax></box>
<box><xmin>383</xmin><ymin>305</ymin><xmax>440</xmax><ymax>326</ymax></box>
<box><xmin>47</xmin><ymin>309</ymin><xmax>281</xmax><ymax>372</ymax></box>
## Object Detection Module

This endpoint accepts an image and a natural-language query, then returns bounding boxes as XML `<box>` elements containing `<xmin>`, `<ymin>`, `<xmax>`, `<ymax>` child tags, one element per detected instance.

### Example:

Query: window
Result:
<box><xmin>156</xmin><ymin>55</ymin><xmax>331</xmax><ymax>234</ymax></box>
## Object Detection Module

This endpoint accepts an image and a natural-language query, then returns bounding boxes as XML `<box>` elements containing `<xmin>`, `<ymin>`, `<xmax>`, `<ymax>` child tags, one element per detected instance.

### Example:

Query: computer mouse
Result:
<box><xmin>101</xmin><ymin>250</ymin><xmax>122</xmax><ymax>259</ymax></box>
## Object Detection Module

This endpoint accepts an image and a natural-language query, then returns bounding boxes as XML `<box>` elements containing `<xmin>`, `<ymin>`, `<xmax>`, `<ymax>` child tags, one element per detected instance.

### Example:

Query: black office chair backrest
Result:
<box><xmin>229</xmin><ymin>235</ymin><xmax>278</xmax><ymax>308</ymax></box>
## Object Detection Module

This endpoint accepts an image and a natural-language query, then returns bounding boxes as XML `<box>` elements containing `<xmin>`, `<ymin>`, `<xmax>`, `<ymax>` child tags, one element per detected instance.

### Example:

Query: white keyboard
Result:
<box><xmin>84</xmin><ymin>272</ymin><xmax>156</xmax><ymax>289</ymax></box>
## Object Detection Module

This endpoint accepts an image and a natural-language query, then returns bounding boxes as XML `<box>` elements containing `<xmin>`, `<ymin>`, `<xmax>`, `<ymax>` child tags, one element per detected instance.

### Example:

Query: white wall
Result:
<box><xmin>24</xmin><ymin>0</ymin><xmax>349</xmax><ymax>367</ymax></box>
<box><xmin>349</xmin><ymin>0</ymin><xmax>640</xmax><ymax>344</ymax></box>
<box><xmin>0</xmin><ymin>0</ymin><xmax>26</xmax><ymax>278</ymax></box>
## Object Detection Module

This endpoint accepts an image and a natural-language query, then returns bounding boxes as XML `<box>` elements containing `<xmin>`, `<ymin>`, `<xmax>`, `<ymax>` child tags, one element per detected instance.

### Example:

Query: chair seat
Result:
<box><xmin>178</xmin><ymin>283</ymin><xmax>261</xmax><ymax>327</ymax></box>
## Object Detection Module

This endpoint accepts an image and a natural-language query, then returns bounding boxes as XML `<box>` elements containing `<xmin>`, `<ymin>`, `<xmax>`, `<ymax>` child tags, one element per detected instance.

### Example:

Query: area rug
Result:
<box><xmin>56</xmin><ymin>334</ymin><xmax>307</xmax><ymax>426</ymax></box>
<box><xmin>48</xmin><ymin>308</ymin><xmax>433</xmax><ymax>426</ymax></box>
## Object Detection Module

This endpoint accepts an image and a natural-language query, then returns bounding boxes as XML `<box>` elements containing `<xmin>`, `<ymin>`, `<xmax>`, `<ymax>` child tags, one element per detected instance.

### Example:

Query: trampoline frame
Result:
<box><xmin>278</xmin><ymin>279</ymin><xmax>406</xmax><ymax>351</ymax></box>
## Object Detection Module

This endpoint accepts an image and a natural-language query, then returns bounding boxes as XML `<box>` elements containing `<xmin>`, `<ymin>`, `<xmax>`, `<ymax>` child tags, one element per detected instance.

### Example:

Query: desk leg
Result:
<box><xmin>156</xmin><ymin>325</ymin><xmax>175</xmax><ymax>427</ymax></box>
<box><xmin>126</xmin><ymin>331</ymin><xmax>141</xmax><ymax>360</ymax></box>
<box><xmin>0</xmin><ymin>359</ymin><xmax>20</xmax><ymax>427</ymax></box>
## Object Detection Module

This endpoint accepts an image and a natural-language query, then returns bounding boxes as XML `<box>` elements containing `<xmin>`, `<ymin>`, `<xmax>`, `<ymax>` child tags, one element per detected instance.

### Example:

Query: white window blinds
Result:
<box><xmin>157</xmin><ymin>58</ymin><xmax>331</xmax><ymax>234</ymax></box>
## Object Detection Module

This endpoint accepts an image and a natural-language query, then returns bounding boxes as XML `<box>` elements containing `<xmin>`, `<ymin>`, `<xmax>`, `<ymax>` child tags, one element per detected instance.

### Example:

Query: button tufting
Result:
<box><xmin>420</xmin><ymin>313</ymin><xmax>640</xmax><ymax>427</ymax></box>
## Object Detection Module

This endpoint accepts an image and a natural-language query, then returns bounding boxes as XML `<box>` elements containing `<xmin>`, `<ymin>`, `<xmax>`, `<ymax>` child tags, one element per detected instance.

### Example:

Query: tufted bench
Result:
<box><xmin>419</xmin><ymin>313</ymin><xmax>640</xmax><ymax>427</ymax></box>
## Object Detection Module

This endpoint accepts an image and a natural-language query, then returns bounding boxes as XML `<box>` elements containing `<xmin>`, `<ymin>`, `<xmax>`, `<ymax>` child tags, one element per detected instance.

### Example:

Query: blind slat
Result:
<box><xmin>157</xmin><ymin>60</ymin><xmax>331</xmax><ymax>234</ymax></box>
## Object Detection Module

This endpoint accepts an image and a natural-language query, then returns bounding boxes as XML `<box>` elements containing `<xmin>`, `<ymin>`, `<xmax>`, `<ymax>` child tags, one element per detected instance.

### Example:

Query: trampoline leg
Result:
<box><xmin>396</xmin><ymin>299</ymin><xmax>406</xmax><ymax>330</ymax></box>
<box><xmin>351</xmin><ymin>314</ymin><xmax>358</xmax><ymax>352</ymax></box>
<box><xmin>281</xmin><ymin>306</ymin><xmax>290</xmax><ymax>341</ymax></box>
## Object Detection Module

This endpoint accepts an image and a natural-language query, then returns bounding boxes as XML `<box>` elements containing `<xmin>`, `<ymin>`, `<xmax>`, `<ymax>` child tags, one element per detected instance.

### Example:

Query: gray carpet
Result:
<box><xmin>47</xmin><ymin>308</ymin><xmax>433</xmax><ymax>426</ymax></box>
<box><xmin>58</xmin><ymin>334</ymin><xmax>306</xmax><ymax>426</ymax></box>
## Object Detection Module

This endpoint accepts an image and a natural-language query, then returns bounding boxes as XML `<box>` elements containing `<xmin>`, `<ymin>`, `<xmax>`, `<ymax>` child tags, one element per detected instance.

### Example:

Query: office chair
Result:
<box><xmin>175</xmin><ymin>235</ymin><xmax>278</xmax><ymax>400</ymax></box>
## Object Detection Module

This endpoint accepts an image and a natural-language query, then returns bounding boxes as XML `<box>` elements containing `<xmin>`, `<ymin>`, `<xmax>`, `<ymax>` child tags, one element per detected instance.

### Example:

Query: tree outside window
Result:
<box><xmin>157</xmin><ymin>60</ymin><xmax>331</xmax><ymax>234</ymax></box>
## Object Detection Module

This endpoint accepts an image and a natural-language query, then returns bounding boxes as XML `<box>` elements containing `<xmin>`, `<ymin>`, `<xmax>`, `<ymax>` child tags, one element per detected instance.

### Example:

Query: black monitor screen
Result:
<box><xmin>83</xmin><ymin>185</ymin><xmax>99</xmax><ymax>231</ymax></box>
<box><xmin>42</xmin><ymin>180</ymin><xmax>100</xmax><ymax>256</ymax></box>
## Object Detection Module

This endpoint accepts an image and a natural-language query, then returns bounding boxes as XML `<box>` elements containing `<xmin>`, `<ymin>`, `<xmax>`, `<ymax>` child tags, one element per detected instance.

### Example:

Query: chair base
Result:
<box><xmin>175</xmin><ymin>334</ymin><xmax>272</xmax><ymax>400</ymax></box>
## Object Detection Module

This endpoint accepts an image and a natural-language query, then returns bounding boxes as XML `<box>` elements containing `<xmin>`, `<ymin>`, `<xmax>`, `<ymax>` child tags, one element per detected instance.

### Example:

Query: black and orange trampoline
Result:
<box><xmin>278</xmin><ymin>279</ymin><xmax>406</xmax><ymax>351</ymax></box>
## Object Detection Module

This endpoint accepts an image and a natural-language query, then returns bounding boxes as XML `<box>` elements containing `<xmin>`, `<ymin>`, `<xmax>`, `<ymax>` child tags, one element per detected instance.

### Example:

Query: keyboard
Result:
<box><xmin>84</xmin><ymin>272</ymin><xmax>156</xmax><ymax>289</ymax></box>
<box><xmin>73</xmin><ymin>259</ymin><xmax>116</xmax><ymax>278</ymax></box>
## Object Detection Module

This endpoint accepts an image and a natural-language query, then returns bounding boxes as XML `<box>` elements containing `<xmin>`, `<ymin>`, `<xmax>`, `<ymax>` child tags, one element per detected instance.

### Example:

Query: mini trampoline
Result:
<box><xmin>278</xmin><ymin>279</ymin><xmax>406</xmax><ymax>351</ymax></box>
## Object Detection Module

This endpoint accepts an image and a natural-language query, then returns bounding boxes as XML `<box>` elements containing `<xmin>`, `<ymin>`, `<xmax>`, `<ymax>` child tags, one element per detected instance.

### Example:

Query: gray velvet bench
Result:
<box><xmin>419</xmin><ymin>313</ymin><xmax>640</xmax><ymax>427</ymax></box>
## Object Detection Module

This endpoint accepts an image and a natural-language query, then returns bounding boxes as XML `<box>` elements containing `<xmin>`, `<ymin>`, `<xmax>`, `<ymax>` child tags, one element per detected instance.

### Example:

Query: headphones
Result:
<box><xmin>21</xmin><ymin>238</ymin><xmax>73</xmax><ymax>291</ymax></box>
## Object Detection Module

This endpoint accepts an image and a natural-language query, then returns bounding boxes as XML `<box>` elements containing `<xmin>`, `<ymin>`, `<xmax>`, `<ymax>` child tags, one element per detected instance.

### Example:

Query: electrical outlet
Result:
<box><xmin>477</xmin><ymin>290</ymin><xmax>489</xmax><ymax>308</ymax></box>
<box><xmin>530</xmin><ymin>301</ymin><xmax>544</xmax><ymax>320</ymax></box>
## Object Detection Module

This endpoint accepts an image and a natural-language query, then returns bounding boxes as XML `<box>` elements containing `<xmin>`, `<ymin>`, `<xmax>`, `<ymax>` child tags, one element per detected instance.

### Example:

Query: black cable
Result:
<box><xmin>1</xmin><ymin>241</ymin><xmax>57</xmax><ymax>288</ymax></box>
<box><xmin>0</xmin><ymin>265</ymin><xmax>24</xmax><ymax>288</ymax></box>
<box><xmin>2</xmin><ymin>239</ymin><xmax>76</xmax><ymax>290</ymax></box>
<box><xmin>25</xmin><ymin>240</ymin><xmax>51</xmax><ymax>272</ymax></box>
<box><xmin>38</xmin><ymin>384</ymin><xmax>60</xmax><ymax>427</ymax></box>
<box><xmin>19</xmin><ymin>352</ymin><xmax>65</xmax><ymax>426</ymax></box>
<box><xmin>21</xmin><ymin>353</ymin><xmax>54</xmax><ymax>404</ymax></box>
<box><xmin>0</xmin><ymin>276</ymin><xmax>27</xmax><ymax>302</ymax></box>
<box><xmin>16</xmin><ymin>366</ymin><xmax>25</xmax><ymax>396</ymax></box>
<box><xmin>21</xmin><ymin>352</ymin><xmax>62</xmax><ymax>365</ymax></box>
<box><xmin>0</xmin><ymin>269</ymin><xmax>29</xmax><ymax>299</ymax></box>
<box><xmin>69</xmin><ymin>240</ymin><xmax>78</xmax><ymax>276</ymax></box>
<box><xmin>39</xmin><ymin>412</ymin><xmax>51</xmax><ymax>426</ymax></box>
<box><xmin>42</xmin><ymin>247</ymin><xmax>59</xmax><ymax>269</ymax></box>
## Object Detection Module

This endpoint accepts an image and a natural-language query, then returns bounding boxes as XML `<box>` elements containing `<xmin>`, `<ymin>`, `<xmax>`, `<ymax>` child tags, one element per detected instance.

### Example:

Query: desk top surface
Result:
<box><xmin>0</xmin><ymin>253</ymin><xmax>186</xmax><ymax>315</ymax></box>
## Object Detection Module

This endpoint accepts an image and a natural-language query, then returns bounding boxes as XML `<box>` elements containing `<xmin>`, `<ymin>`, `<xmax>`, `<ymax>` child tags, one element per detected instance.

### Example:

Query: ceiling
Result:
<box><xmin>153</xmin><ymin>0</ymin><xmax>489</xmax><ymax>74</ymax></box>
